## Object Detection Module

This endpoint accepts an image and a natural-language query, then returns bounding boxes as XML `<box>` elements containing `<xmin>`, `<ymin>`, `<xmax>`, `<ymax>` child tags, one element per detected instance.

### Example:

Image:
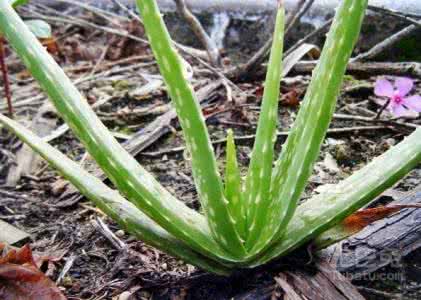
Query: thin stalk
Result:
<box><xmin>0</xmin><ymin>38</ymin><xmax>12</xmax><ymax>118</ymax></box>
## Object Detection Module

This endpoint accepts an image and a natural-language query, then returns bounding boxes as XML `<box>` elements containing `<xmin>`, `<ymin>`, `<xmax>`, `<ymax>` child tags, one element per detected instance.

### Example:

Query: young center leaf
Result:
<box><xmin>136</xmin><ymin>0</ymin><xmax>246</xmax><ymax>257</ymax></box>
<box><xmin>243</xmin><ymin>2</ymin><xmax>285</xmax><ymax>250</ymax></box>
<box><xmin>251</xmin><ymin>0</ymin><xmax>369</xmax><ymax>255</ymax></box>
<box><xmin>224</xmin><ymin>129</ymin><xmax>246</xmax><ymax>238</ymax></box>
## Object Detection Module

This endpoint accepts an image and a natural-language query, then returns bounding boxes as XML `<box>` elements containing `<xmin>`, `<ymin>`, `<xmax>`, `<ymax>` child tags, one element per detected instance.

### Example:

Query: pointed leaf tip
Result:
<box><xmin>224</xmin><ymin>129</ymin><xmax>246</xmax><ymax>238</ymax></box>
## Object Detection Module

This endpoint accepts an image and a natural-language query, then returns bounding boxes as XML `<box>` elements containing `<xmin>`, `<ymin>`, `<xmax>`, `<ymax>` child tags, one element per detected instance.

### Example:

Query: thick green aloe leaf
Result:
<box><xmin>135</xmin><ymin>0</ymin><xmax>246</xmax><ymax>257</ymax></box>
<box><xmin>251</xmin><ymin>0</ymin><xmax>369</xmax><ymax>254</ymax></box>
<box><xmin>24</xmin><ymin>20</ymin><xmax>52</xmax><ymax>39</ymax></box>
<box><xmin>243</xmin><ymin>2</ymin><xmax>285</xmax><ymax>250</ymax></box>
<box><xmin>313</xmin><ymin>221</ymin><xmax>357</xmax><ymax>250</ymax></box>
<box><xmin>0</xmin><ymin>113</ymin><xmax>231</xmax><ymax>275</ymax></box>
<box><xmin>224</xmin><ymin>130</ymin><xmax>245</xmax><ymax>238</ymax></box>
<box><xmin>251</xmin><ymin>128</ymin><xmax>421</xmax><ymax>266</ymax></box>
<box><xmin>0</xmin><ymin>0</ymin><xmax>236</xmax><ymax>264</ymax></box>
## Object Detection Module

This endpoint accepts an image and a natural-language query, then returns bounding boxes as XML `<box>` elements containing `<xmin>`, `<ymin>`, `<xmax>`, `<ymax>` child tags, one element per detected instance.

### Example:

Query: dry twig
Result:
<box><xmin>174</xmin><ymin>0</ymin><xmax>221</xmax><ymax>67</ymax></box>
<box><xmin>368</xmin><ymin>5</ymin><xmax>421</xmax><ymax>27</ymax></box>
<box><xmin>352</xmin><ymin>25</ymin><xmax>418</xmax><ymax>62</ymax></box>
<box><xmin>141</xmin><ymin>126</ymin><xmax>395</xmax><ymax>158</ymax></box>
<box><xmin>93</xmin><ymin>217</ymin><xmax>128</xmax><ymax>251</ymax></box>
<box><xmin>284</xmin><ymin>17</ymin><xmax>333</xmax><ymax>57</ymax></box>
<box><xmin>292</xmin><ymin>61</ymin><xmax>421</xmax><ymax>78</ymax></box>
<box><xmin>225</xmin><ymin>0</ymin><xmax>315</xmax><ymax>79</ymax></box>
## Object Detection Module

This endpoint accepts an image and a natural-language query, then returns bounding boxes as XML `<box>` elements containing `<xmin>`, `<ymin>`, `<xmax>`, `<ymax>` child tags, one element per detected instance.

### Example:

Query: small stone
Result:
<box><xmin>117</xmin><ymin>291</ymin><xmax>133</xmax><ymax>300</ymax></box>
<box><xmin>62</xmin><ymin>276</ymin><xmax>73</xmax><ymax>287</ymax></box>
<box><xmin>334</xmin><ymin>143</ymin><xmax>351</xmax><ymax>163</ymax></box>
<box><xmin>115</xmin><ymin>230</ymin><xmax>125</xmax><ymax>238</ymax></box>
<box><xmin>50</xmin><ymin>179</ymin><xmax>69</xmax><ymax>196</ymax></box>
<box><xmin>323</xmin><ymin>153</ymin><xmax>340</xmax><ymax>174</ymax></box>
<box><xmin>386</xmin><ymin>138</ymin><xmax>396</xmax><ymax>146</ymax></box>
<box><xmin>379</xmin><ymin>138</ymin><xmax>397</xmax><ymax>152</ymax></box>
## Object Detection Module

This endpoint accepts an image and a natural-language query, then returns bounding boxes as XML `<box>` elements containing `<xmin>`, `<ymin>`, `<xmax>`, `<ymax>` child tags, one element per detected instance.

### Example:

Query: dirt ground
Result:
<box><xmin>0</xmin><ymin>4</ymin><xmax>420</xmax><ymax>300</ymax></box>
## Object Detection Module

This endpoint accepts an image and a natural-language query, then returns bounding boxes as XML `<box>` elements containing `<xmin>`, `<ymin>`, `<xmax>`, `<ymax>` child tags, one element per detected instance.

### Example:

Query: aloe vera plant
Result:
<box><xmin>0</xmin><ymin>0</ymin><xmax>420</xmax><ymax>274</ymax></box>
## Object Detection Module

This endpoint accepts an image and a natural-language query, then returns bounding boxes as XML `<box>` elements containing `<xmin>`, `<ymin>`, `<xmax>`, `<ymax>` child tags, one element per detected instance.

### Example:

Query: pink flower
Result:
<box><xmin>374</xmin><ymin>77</ymin><xmax>421</xmax><ymax>117</ymax></box>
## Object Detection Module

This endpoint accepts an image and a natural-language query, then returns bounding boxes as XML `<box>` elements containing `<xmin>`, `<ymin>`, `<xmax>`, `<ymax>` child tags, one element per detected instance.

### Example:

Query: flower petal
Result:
<box><xmin>403</xmin><ymin>95</ymin><xmax>421</xmax><ymax>112</ymax></box>
<box><xmin>389</xmin><ymin>104</ymin><xmax>411</xmax><ymax>117</ymax></box>
<box><xmin>389</xmin><ymin>105</ymin><xmax>409</xmax><ymax>118</ymax></box>
<box><xmin>374</xmin><ymin>78</ymin><xmax>394</xmax><ymax>97</ymax></box>
<box><xmin>394</xmin><ymin>77</ymin><xmax>414</xmax><ymax>97</ymax></box>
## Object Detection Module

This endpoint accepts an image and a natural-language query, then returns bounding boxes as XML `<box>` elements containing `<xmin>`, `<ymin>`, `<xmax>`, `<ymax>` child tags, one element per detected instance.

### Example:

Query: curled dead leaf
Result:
<box><xmin>40</xmin><ymin>37</ymin><xmax>60</xmax><ymax>56</ymax></box>
<box><xmin>0</xmin><ymin>243</ymin><xmax>66</xmax><ymax>300</ymax></box>
<box><xmin>342</xmin><ymin>204</ymin><xmax>421</xmax><ymax>234</ymax></box>
<box><xmin>315</xmin><ymin>204</ymin><xmax>421</xmax><ymax>249</ymax></box>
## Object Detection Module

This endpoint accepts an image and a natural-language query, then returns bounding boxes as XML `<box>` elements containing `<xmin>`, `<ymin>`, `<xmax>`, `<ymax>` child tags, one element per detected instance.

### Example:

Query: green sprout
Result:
<box><xmin>0</xmin><ymin>0</ymin><xmax>419</xmax><ymax>275</ymax></box>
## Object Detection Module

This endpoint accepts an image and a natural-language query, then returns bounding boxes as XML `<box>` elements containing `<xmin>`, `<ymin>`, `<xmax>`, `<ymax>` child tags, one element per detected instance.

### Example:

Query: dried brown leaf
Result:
<box><xmin>0</xmin><ymin>243</ymin><xmax>66</xmax><ymax>300</ymax></box>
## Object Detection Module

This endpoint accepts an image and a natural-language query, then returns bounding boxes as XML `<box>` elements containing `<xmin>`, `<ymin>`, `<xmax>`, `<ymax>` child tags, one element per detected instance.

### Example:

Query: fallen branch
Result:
<box><xmin>280</xmin><ymin>261</ymin><xmax>365</xmax><ymax>300</ymax></box>
<box><xmin>141</xmin><ymin>125</ymin><xmax>395</xmax><ymax>158</ymax></box>
<box><xmin>352</xmin><ymin>25</ymin><xmax>419</xmax><ymax>62</ymax></box>
<box><xmin>292</xmin><ymin>61</ymin><xmax>421</xmax><ymax>78</ymax></box>
<box><xmin>166</xmin><ymin>259</ymin><xmax>364</xmax><ymax>299</ymax></box>
<box><xmin>336</xmin><ymin>185</ymin><xmax>421</xmax><ymax>278</ymax></box>
<box><xmin>333</xmin><ymin>113</ymin><xmax>419</xmax><ymax>131</ymax></box>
